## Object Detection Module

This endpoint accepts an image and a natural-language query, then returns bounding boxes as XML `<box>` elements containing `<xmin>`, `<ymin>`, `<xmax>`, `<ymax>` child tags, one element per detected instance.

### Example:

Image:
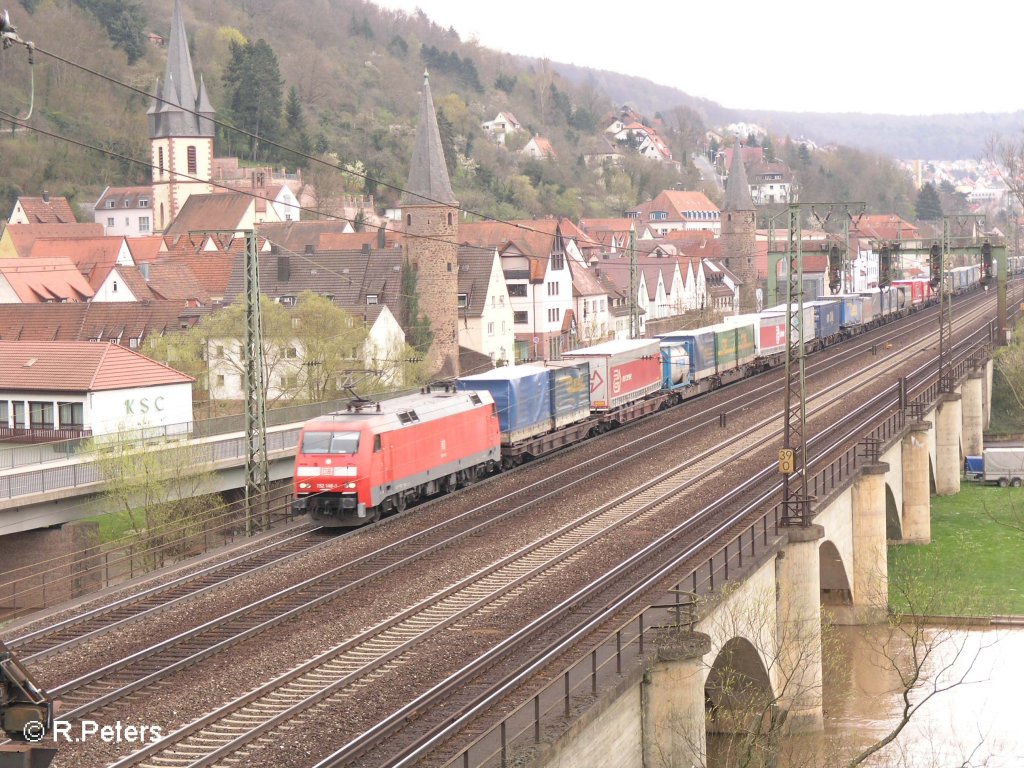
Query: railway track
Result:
<box><xmin>99</xmin><ymin>297</ymin><xmax>999</xmax><ymax>768</ymax></box>
<box><xmin>2</xmin><ymin>524</ymin><xmax>331</xmax><ymax>661</ymax></box>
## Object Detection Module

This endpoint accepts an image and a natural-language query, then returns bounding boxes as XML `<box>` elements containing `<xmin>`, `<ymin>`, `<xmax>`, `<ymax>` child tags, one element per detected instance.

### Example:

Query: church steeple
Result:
<box><xmin>147</xmin><ymin>0</ymin><xmax>215</xmax><ymax>139</ymax></box>
<box><xmin>402</xmin><ymin>71</ymin><xmax>460</xmax><ymax>379</ymax></box>
<box><xmin>723</xmin><ymin>138</ymin><xmax>755</xmax><ymax>213</ymax></box>
<box><xmin>148</xmin><ymin>0</ymin><xmax>214</xmax><ymax>232</ymax></box>
<box><xmin>402</xmin><ymin>72</ymin><xmax>456</xmax><ymax>207</ymax></box>
<box><xmin>720</xmin><ymin>138</ymin><xmax>758</xmax><ymax>313</ymax></box>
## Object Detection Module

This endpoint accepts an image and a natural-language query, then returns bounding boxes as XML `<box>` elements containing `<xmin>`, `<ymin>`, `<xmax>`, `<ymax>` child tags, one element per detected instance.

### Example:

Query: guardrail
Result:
<box><xmin>0</xmin><ymin>428</ymin><xmax>302</xmax><ymax>501</ymax></box>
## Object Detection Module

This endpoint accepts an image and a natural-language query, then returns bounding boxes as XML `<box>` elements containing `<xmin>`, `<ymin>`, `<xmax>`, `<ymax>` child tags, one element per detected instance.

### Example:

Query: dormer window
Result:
<box><xmin>366</xmin><ymin>294</ymin><xmax>378</xmax><ymax>305</ymax></box>
<box><xmin>457</xmin><ymin>293</ymin><xmax>468</xmax><ymax>309</ymax></box>
<box><xmin>139</xmin><ymin>199</ymin><xmax>149</xmax><ymax>208</ymax></box>
<box><xmin>280</xmin><ymin>295</ymin><xmax>295</xmax><ymax>307</ymax></box>
<box><xmin>107</xmin><ymin>200</ymin><xmax>116</xmax><ymax>209</ymax></box>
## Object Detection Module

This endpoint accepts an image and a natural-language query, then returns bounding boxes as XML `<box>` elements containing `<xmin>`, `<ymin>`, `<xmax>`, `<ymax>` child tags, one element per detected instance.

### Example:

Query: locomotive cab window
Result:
<box><xmin>302</xmin><ymin>431</ymin><xmax>361</xmax><ymax>454</ymax></box>
<box><xmin>374</xmin><ymin>434</ymin><xmax>382</xmax><ymax>452</ymax></box>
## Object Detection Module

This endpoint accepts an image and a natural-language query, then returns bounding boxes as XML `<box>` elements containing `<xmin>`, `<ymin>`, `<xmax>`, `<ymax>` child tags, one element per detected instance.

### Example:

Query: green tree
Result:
<box><xmin>285</xmin><ymin>85</ymin><xmax>312</xmax><ymax>162</ymax></box>
<box><xmin>915</xmin><ymin>181</ymin><xmax>943</xmax><ymax>221</ymax></box>
<box><xmin>73</xmin><ymin>0</ymin><xmax>147</xmax><ymax>64</ymax></box>
<box><xmin>222</xmin><ymin>39</ymin><xmax>285</xmax><ymax>161</ymax></box>
<box><xmin>90</xmin><ymin>436</ymin><xmax>219</xmax><ymax>569</ymax></box>
<box><xmin>291</xmin><ymin>292</ymin><xmax>369</xmax><ymax>401</ymax></box>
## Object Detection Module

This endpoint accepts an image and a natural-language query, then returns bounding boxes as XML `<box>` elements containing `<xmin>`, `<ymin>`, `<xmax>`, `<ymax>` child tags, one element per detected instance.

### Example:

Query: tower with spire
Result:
<box><xmin>402</xmin><ymin>71</ymin><xmax>460</xmax><ymax>379</ymax></box>
<box><xmin>148</xmin><ymin>0</ymin><xmax>215</xmax><ymax>232</ymax></box>
<box><xmin>720</xmin><ymin>139</ymin><xmax>758</xmax><ymax>313</ymax></box>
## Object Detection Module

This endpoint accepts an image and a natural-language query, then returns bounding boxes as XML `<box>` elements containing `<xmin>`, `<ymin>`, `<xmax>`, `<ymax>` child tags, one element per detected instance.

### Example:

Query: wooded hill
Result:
<box><xmin>0</xmin><ymin>0</ymin><xmax>990</xmax><ymax>224</ymax></box>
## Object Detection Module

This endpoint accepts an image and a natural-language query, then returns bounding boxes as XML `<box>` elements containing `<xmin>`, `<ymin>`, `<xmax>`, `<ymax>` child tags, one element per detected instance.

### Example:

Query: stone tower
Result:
<box><xmin>402</xmin><ymin>71</ymin><xmax>460</xmax><ymax>379</ymax></box>
<box><xmin>148</xmin><ymin>0</ymin><xmax>215</xmax><ymax>233</ymax></box>
<box><xmin>720</xmin><ymin>140</ymin><xmax>758</xmax><ymax>313</ymax></box>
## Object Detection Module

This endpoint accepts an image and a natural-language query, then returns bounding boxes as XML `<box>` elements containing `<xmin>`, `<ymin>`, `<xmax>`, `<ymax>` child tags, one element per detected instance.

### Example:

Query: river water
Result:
<box><xmin>712</xmin><ymin>625</ymin><xmax>1024</xmax><ymax>768</ymax></box>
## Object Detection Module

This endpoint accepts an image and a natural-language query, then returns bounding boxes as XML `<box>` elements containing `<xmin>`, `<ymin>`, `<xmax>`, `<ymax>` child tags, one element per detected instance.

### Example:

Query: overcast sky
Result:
<box><xmin>373</xmin><ymin>0</ymin><xmax>1023</xmax><ymax>116</ymax></box>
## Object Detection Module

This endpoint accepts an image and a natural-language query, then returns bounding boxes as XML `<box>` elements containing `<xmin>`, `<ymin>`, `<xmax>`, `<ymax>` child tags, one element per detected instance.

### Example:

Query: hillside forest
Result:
<box><xmin>0</xmin><ymin>0</ymin><xmax>978</xmax><ymax>225</ymax></box>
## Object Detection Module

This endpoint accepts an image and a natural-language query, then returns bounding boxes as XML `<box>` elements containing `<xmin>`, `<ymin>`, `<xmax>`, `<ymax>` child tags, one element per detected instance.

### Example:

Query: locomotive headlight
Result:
<box><xmin>298</xmin><ymin>482</ymin><xmax>311</xmax><ymax>489</ymax></box>
<box><xmin>344</xmin><ymin>482</ymin><xmax>357</xmax><ymax>489</ymax></box>
<box><xmin>296</xmin><ymin>467</ymin><xmax>321</xmax><ymax>477</ymax></box>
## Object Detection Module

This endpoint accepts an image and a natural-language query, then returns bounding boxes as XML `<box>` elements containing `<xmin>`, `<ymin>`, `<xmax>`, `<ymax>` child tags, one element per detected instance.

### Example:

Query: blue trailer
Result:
<box><xmin>543</xmin><ymin>360</ymin><xmax>592</xmax><ymax>429</ymax></box>
<box><xmin>832</xmin><ymin>294</ymin><xmax>867</xmax><ymax>330</ymax></box>
<box><xmin>807</xmin><ymin>300</ymin><xmax>842</xmax><ymax>342</ymax></box>
<box><xmin>656</xmin><ymin>327</ymin><xmax>717</xmax><ymax>382</ymax></box>
<box><xmin>457</xmin><ymin>364</ymin><xmax>553</xmax><ymax>444</ymax></box>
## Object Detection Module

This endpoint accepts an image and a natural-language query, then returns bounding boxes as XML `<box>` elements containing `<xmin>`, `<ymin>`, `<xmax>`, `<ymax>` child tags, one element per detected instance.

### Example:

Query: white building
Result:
<box><xmin>0</xmin><ymin>341</ymin><xmax>194</xmax><ymax>441</ymax></box>
<box><xmin>94</xmin><ymin>186</ymin><xmax>155</xmax><ymax>237</ymax></box>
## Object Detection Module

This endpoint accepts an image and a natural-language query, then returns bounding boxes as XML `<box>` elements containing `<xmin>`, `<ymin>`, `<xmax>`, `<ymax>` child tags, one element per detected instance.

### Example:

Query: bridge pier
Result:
<box><xmin>900</xmin><ymin>421</ymin><xmax>932</xmax><ymax>545</ymax></box>
<box><xmin>984</xmin><ymin>358</ymin><xmax>994</xmax><ymax>430</ymax></box>
<box><xmin>776</xmin><ymin>524</ymin><xmax>825</xmax><ymax>731</ymax></box>
<box><xmin>849</xmin><ymin>463</ymin><xmax>889</xmax><ymax>623</ymax></box>
<box><xmin>643</xmin><ymin>631</ymin><xmax>711</xmax><ymax>768</ymax></box>
<box><xmin>934</xmin><ymin>393</ymin><xmax>962</xmax><ymax>496</ymax></box>
<box><xmin>961</xmin><ymin>373</ymin><xmax>985</xmax><ymax>459</ymax></box>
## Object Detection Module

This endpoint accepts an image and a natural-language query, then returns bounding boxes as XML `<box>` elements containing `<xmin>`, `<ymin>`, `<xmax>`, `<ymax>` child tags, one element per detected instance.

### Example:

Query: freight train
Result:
<box><xmin>293</xmin><ymin>274</ymin><xmax>997</xmax><ymax>527</ymax></box>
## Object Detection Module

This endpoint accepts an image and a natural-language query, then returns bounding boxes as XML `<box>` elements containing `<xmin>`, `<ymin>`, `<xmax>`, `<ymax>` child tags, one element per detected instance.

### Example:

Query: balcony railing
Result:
<box><xmin>0</xmin><ymin>426</ymin><xmax>93</xmax><ymax>445</ymax></box>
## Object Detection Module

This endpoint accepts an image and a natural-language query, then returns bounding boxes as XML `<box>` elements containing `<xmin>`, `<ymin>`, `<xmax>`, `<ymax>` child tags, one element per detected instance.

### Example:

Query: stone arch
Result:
<box><xmin>705</xmin><ymin>636</ymin><xmax>773</xmax><ymax>735</ymax></box>
<box><xmin>819</xmin><ymin>539</ymin><xmax>851</xmax><ymax>608</ymax></box>
<box><xmin>885</xmin><ymin>483</ymin><xmax>902</xmax><ymax>540</ymax></box>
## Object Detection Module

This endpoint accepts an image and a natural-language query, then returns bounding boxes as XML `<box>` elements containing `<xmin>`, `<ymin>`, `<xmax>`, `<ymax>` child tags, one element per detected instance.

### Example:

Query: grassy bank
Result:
<box><xmin>889</xmin><ymin>483</ymin><xmax>1024</xmax><ymax>616</ymax></box>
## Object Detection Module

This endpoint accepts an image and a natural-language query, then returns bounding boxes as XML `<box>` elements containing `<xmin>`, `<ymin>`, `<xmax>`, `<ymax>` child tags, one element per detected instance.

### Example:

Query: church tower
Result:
<box><xmin>148</xmin><ymin>0</ymin><xmax>215</xmax><ymax>233</ymax></box>
<box><xmin>720</xmin><ymin>139</ymin><xmax>758</xmax><ymax>313</ymax></box>
<box><xmin>402</xmin><ymin>72</ymin><xmax>460</xmax><ymax>379</ymax></box>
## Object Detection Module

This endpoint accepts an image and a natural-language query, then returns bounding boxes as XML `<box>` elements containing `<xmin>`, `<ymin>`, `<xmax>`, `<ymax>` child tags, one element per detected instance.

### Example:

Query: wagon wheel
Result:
<box><xmin>394</xmin><ymin>493</ymin><xmax>408</xmax><ymax>513</ymax></box>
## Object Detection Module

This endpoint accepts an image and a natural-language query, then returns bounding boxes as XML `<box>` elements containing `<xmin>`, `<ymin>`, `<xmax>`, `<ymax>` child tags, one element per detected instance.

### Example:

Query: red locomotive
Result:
<box><xmin>293</xmin><ymin>389</ymin><xmax>501</xmax><ymax>527</ymax></box>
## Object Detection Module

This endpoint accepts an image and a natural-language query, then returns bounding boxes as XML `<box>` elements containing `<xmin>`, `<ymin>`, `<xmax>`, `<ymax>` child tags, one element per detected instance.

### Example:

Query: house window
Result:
<box><xmin>508</xmin><ymin>284</ymin><xmax>527</xmax><ymax>297</ymax></box>
<box><xmin>107</xmin><ymin>217</ymin><xmax>115</xmax><ymax>227</ymax></box>
<box><xmin>187</xmin><ymin>145</ymin><xmax>198</xmax><ymax>175</ymax></box>
<box><xmin>158</xmin><ymin>147</ymin><xmax>164</xmax><ymax>174</ymax></box>
<box><xmin>513</xmin><ymin>311</ymin><xmax>528</xmax><ymax>324</ymax></box>
<box><xmin>547</xmin><ymin>282</ymin><xmax>559</xmax><ymax>296</ymax></box>
<box><xmin>282</xmin><ymin>374</ymin><xmax>298</xmax><ymax>388</ymax></box>
<box><xmin>125</xmin><ymin>217</ymin><xmax>130</xmax><ymax>226</ymax></box>
<box><xmin>280</xmin><ymin>295</ymin><xmax>295</xmax><ymax>307</ymax></box>
<box><xmin>29</xmin><ymin>401</ymin><xmax>54</xmax><ymax>429</ymax></box>
<box><xmin>214</xmin><ymin>345</ymin><xmax>224</xmax><ymax>359</ymax></box>
<box><xmin>139</xmin><ymin>198</ymin><xmax>149</xmax><ymax>208</ymax></box>
<box><xmin>487</xmin><ymin>322</ymin><xmax>495</xmax><ymax>336</ymax></box>
<box><xmin>216</xmin><ymin>374</ymin><xmax>225</xmax><ymax>387</ymax></box>
<box><xmin>366</xmin><ymin>294</ymin><xmax>378</xmax><ymax>305</ymax></box>
<box><xmin>285</xmin><ymin>346</ymin><xmax>298</xmax><ymax>359</ymax></box>
<box><xmin>548</xmin><ymin>307</ymin><xmax>560</xmax><ymax>323</ymax></box>
<box><xmin>107</xmin><ymin>200</ymin><xmax>116</xmax><ymax>209</ymax></box>
<box><xmin>58</xmin><ymin>402</ymin><xmax>84</xmax><ymax>429</ymax></box>
<box><xmin>551</xmin><ymin>252</ymin><xmax>564</xmax><ymax>270</ymax></box>
<box><xmin>457</xmin><ymin>293</ymin><xmax>468</xmax><ymax>309</ymax></box>
<box><xmin>13</xmin><ymin>402</ymin><xmax>26</xmax><ymax>429</ymax></box>
<box><xmin>129</xmin><ymin>337</ymin><xmax>139</xmax><ymax>349</ymax></box>
<box><xmin>139</xmin><ymin>217</ymin><xmax>150</xmax><ymax>233</ymax></box>
<box><xmin>0</xmin><ymin>401</ymin><xmax>7</xmax><ymax>425</ymax></box>
<box><xmin>112</xmin><ymin>281</ymin><xmax>118</xmax><ymax>292</ymax></box>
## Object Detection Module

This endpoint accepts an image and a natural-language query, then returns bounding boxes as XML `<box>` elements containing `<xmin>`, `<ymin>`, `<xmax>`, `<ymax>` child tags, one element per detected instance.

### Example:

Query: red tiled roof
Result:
<box><xmin>27</xmin><ymin>236</ymin><xmax>130</xmax><ymax>291</ymax></box>
<box><xmin>0</xmin><ymin>258</ymin><xmax>94</xmax><ymax>303</ymax></box>
<box><xmin>164</xmin><ymin>193</ymin><xmax>253</xmax><ymax>237</ymax></box>
<box><xmin>126</xmin><ymin>236</ymin><xmax>166</xmax><ymax>264</ymax></box>
<box><xmin>15</xmin><ymin>196</ymin><xmax>77</xmax><ymax>224</ymax></box>
<box><xmin>0</xmin><ymin>341</ymin><xmax>193</xmax><ymax>393</ymax></box>
<box><xmin>3</xmin><ymin>223</ymin><xmax>105</xmax><ymax>257</ymax></box>
<box><xmin>0</xmin><ymin>302</ymin><xmax>206</xmax><ymax>344</ymax></box>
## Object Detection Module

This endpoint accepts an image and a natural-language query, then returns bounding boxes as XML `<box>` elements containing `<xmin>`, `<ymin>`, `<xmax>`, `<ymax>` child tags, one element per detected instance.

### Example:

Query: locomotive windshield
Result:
<box><xmin>302</xmin><ymin>431</ymin><xmax>361</xmax><ymax>454</ymax></box>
